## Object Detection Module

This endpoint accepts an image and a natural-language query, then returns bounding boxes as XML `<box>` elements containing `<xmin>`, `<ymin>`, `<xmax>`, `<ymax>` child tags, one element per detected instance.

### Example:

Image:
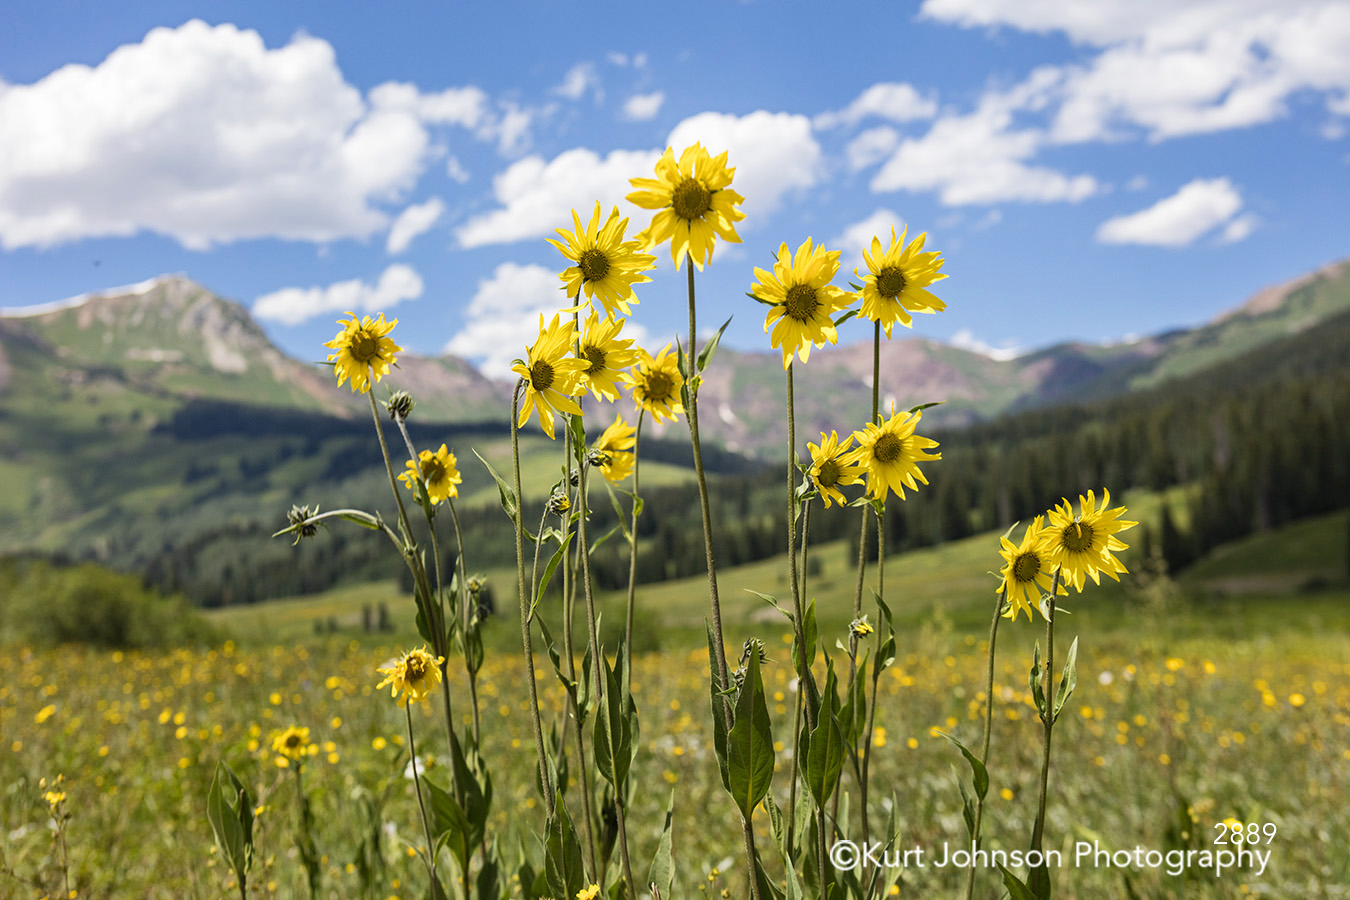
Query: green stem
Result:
<box><xmin>1030</xmin><ymin>570</ymin><xmax>1062</xmax><ymax>857</ymax></box>
<box><xmin>965</xmin><ymin>587</ymin><xmax>1008</xmax><ymax>900</ymax></box>
<box><xmin>405</xmin><ymin>705</ymin><xmax>439</xmax><ymax>889</ymax></box>
<box><xmin>511</xmin><ymin>383</ymin><xmax>555</xmax><ymax>815</ymax></box>
<box><xmin>687</xmin><ymin>261</ymin><xmax>760</xmax><ymax>900</ymax></box>
<box><xmin>860</xmin><ymin>504</ymin><xmax>885</xmax><ymax>850</ymax></box>
<box><xmin>623</xmin><ymin>410</ymin><xmax>645</xmax><ymax>678</ymax></box>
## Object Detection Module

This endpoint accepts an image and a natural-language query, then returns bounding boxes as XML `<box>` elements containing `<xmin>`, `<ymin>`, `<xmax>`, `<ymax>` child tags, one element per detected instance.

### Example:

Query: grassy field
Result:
<box><xmin>3</xmin><ymin>510</ymin><xmax>1349</xmax><ymax>899</ymax></box>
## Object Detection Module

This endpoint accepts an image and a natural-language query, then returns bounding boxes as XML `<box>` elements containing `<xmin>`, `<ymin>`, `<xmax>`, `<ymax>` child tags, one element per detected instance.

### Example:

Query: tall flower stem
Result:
<box><xmin>860</xmin><ymin>505</ymin><xmax>886</xmax><ymax>848</ymax></box>
<box><xmin>511</xmin><ymin>383</ymin><xmax>555</xmax><ymax>815</ymax></box>
<box><xmin>623</xmin><ymin>410</ymin><xmax>646</xmax><ymax>674</ymax></box>
<box><xmin>405</xmin><ymin>705</ymin><xmax>439</xmax><ymax>890</ymax></box>
<box><xmin>686</xmin><ymin>262</ymin><xmax>762</xmax><ymax>900</ymax></box>
<box><xmin>965</xmin><ymin>587</ymin><xmax>1008</xmax><ymax>900</ymax></box>
<box><xmin>785</xmin><ymin>497</ymin><xmax>811</xmax><ymax>856</ymax></box>
<box><xmin>1029</xmin><ymin>570</ymin><xmax>1063</xmax><ymax>859</ymax></box>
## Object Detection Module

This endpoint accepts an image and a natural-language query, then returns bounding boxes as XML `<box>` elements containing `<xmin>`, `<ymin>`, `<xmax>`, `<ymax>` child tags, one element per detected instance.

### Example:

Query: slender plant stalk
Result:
<box><xmin>404</xmin><ymin>706</ymin><xmax>439</xmax><ymax>890</ymax></box>
<box><xmin>853</xmin><ymin>322</ymin><xmax>883</xmax><ymax>856</ymax></box>
<box><xmin>785</xmin><ymin>498</ymin><xmax>811</xmax><ymax>854</ymax></box>
<box><xmin>623</xmin><ymin>410</ymin><xmax>645</xmax><ymax>671</ymax></box>
<box><xmin>511</xmin><ymin>383</ymin><xmax>556</xmax><ymax>815</ymax></box>
<box><xmin>443</xmin><ymin>498</ymin><xmax>481</xmax><ymax>744</ymax></box>
<box><xmin>965</xmin><ymin>587</ymin><xmax>1008</xmax><ymax>900</ymax></box>
<box><xmin>860</xmin><ymin>505</ymin><xmax>886</xmax><ymax>850</ymax></box>
<box><xmin>685</xmin><ymin>262</ymin><xmax>762</xmax><ymax>900</ymax></box>
<box><xmin>1029</xmin><ymin>570</ymin><xmax>1063</xmax><ymax>858</ymax></box>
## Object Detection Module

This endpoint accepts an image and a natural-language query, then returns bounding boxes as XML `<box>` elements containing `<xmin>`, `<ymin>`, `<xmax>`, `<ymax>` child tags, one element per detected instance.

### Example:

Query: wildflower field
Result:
<box><xmin>4</xmin><ymin>141</ymin><xmax>1350</xmax><ymax>900</ymax></box>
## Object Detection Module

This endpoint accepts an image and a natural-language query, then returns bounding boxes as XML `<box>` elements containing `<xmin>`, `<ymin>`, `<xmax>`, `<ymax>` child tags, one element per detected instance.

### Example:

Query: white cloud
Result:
<box><xmin>386</xmin><ymin>197</ymin><xmax>445</xmax><ymax>254</ymax></box>
<box><xmin>871</xmin><ymin>72</ymin><xmax>1098</xmax><ymax>205</ymax></box>
<box><xmin>442</xmin><ymin>263</ymin><xmax>568</xmax><ymax>377</ymax></box>
<box><xmin>445</xmin><ymin>155</ymin><xmax>470</xmax><ymax>183</ymax></box>
<box><xmin>368</xmin><ymin>81</ymin><xmax>488</xmax><ymax>128</ymax></box>
<box><xmin>622</xmin><ymin>92</ymin><xmax>665</xmax><ymax>121</ymax></box>
<box><xmin>950</xmin><ymin>328</ymin><xmax>1022</xmax><ymax>361</ymax></box>
<box><xmin>0</xmin><ymin>20</ymin><xmax>433</xmax><ymax>250</ymax></box>
<box><xmin>815</xmin><ymin>82</ymin><xmax>938</xmax><ymax>129</ymax></box>
<box><xmin>667</xmin><ymin>111</ymin><xmax>823</xmax><ymax>217</ymax></box>
<box><xmin>254</xmin><ymin>264</ymin><xmax>424</xmax><ymax>325</ymax></box>
<box><xmin>1219</xmin><ymin>211</ymin><xmax>1260</xmax><ymax>243</ymax></box>
<box><xmin>846</xmin><ymin>127</ymin><xmax>901</xmax><ymax>171</ymax></box>
<box><xmin>1095</xmin><ymin>178</ymin><xmax>1243</xmax><ymax>246</ymax></box>
<box><xmin>829</xmin><ymin>208</ymin><xmax>907</xmax><ymax>272</ymax></box>
<box><xmin>554</xmin><ymin>63</ymin><xmax>599</xmax><ymax>100</ymax></box>
<box><xmin>454</xmin><ymin>148</ymin><xmax>661</xmax><ymax>248</ymax></box>
<box><xmin>923</xmin><ymin>0</ymin><xmax>1350</xmax><ymax>142</ymax></box>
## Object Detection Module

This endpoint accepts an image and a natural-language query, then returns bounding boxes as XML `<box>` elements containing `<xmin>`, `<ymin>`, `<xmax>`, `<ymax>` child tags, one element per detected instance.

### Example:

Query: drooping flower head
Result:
<box><xmin>398</xmin><ymin>443</ymin><xmax>462</xmax><ymax>505</ymax></box>
<box><xmin>627</xmin><ymin>143</ymin><xmax>745</xmax><ymax>270</ymax></box>
<box><xmin>752</xmin><ymin>238</ymin><xmax>857</xmax><ymax>368</ymax></box>
<box><xmin>324</xmin><ymin>312</ymin><xmax>402</xmax><ymax>393</ymax></box>
<box><xmin>848</xmin><ymin>407</ymin><xmax>941</xmax><ymax>502</ymax></box>
<box><xmin>512</xmin><ymin>314</ymin><xmax>588</xmax><ymax>439</ymax></box>
<box><xmin>592</xmin><ymin>415</ymin><xmax>637</xmax><ymax>483</ymax></box>
<box><xmin>807</xmin><ymin>430</ymin><xmax>865</xmax><ymax>508</ymax></box>
<box><xmin>271</xmin><ymin>725</ymin><xmax>315</xmax><ymax>767</ymax></box>
<box><xmin>1041</xmin><ymin>489</ymin><xmax>1137</xmax><ymax>591</ymax></box>
<box><xmin>625</xmin><ymin>343</ymin><xmax>685</xmax><ymax>424</ymax></box>
<box><xmin>376</xmin><ymin>647</ymin><xmax>446</xmax><ymax>708</ymax></box>
<box><xmin>998</xmin><ymin>516</ymin><xmax>1068</xmax><ymax>623</ymax></box>
<box><xmin>858</xmin><ymin>227</ymin><xmax>948</xmax><ymax>338</ymax></box>
<box><xmin>547</xmin><ymin>203</ymin><xmax>656</xmax><ymax>317</ymax></box>
<box><xmin>577</xmin><ymin>309</ymin><xmax>641</xmax><ymax>402</ymax></box>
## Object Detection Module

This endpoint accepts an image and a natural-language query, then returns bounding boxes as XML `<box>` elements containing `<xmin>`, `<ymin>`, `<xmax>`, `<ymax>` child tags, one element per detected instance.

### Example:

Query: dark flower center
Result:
<box><xmin>1062</xmin><ymin>521</ymin><xmax>1095</xmax><ymax>554</ymax></box>
<box><xmin>421</xmin><ymin>458</ymin><xmax>445</xmax><ymax>484</ymax></box>
<box><xmin>877</xmin><ymin>266</ymin><xmax>908</xmax><ymax>300</ymax></box>
<box><xmin>672</xmin><ymin>177</ymin><xmax>712</xmax><ymax>220</ymax></box>
<box><xmin>583</xmin><ymin>345</ymin><xmax>606</xmax><ymax>372</ymax></box>
<box><xmin>351</xmin><ymin>332</ymin><xmax>379</xmax><ymax>363</ymax></box>
<box><xmin>1013</xmin><ymin>552</ymin><xmax>1041</xmax><ymax>583</ymax></box>
<box><xmin>579</xmin><ymin>248</ymin><xmax>610</xmax><ymax>282</ymax></box>
<box><xmin>406</xmin><ymin>655</ymin><xmax>429</xmax><ymax>681</ymax></box>
<box><xmin>285</xmin><ymin>734</ymin><xmax>302</xmax><ymax>749</ymax></box>
<box><xmin>645</xmin><ymin>372</ymin><xmax>673</xmax><ymax>403</ymax></box>
<box><xmin>784</xmin><ymin>284</ymin><xmax>819</xmax><ymax>322</ymax></box>
<box><xmin>817</xmin><ymin>459</ymin><xmax>840</xmax><ymax>488</ymax></box>
<box><xmin>873</xmin><ymin>433</ymin><xmax>904</xmax><ymax>463</ymax></box>
<box><xmin>530</xmin><ymin>360</ymin><xmax>555</xmax><ymax>391</ymax></box>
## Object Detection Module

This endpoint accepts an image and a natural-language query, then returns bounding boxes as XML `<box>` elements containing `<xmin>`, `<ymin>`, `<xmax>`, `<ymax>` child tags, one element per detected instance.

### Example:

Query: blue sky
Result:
<box><xmin>3</xmin><ymin>1</ymin><xmax>1349</xmax><ymax>375</ymax></box>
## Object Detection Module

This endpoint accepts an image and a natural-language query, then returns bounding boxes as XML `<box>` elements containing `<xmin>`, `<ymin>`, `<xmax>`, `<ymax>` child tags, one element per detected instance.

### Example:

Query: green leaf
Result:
<box><xmin>706</xmin><ymin>622</ymin><xmax>731</xmax><ymax>792</ymax></box>
<box><xmin>746</xmin><ymin>291</ymin><xmax>778</xmax><ymax>306</ymax></box>
<box><xmin>1053</xmin><ymin>636</ymin><xmax>1079</xmax><ymax>723</ymax></box>
<box><xmin>793</xmin><ymin>598</ymin><xmax>818</xmax><ymax>672</ymax></box>
<box><xmin>955</xmin><ymin>769</ymin><xmax>976</xmax><ymax>840</ymax></box>
<box><xmin>697</xmin><ymin>315</ymin><xmax>734</xmax><ymax>372</ymax></box>
<box><xmin>1030</xmin><ymin>641</ymin><xmax>1047</xmax><ymax>720</ymax></box>
<box><xmin>937</xmin><ymin>731</ymin><xmax>989</xmax><ymax>800</ymax></box>
<box><xmin>832</xmin><ymin>308</ymin><xmax>859</xmax><ymax>328</ymax></box>
<box><xmin>999</xmin><ymin>865</ymin><xmax>1040</xmax><ymax>900</ymax></box>
<box><xmin>907</xmin><ymin>400</ymin><xmax>944</xmax><ymax>414</ymax></box>
<box><xmin>475</xmin><ymin>849</ymin><xmax>500</xmax><ymax>900</ymax></box>
<box><xmin>593</xmin><ymin>650</ymin><xmax>633</xmax><ymax>788</ymax></box>
<box><xmin>805</xmin><ymin>711</ymin><xmax>846</xmax><ymax>808</ymax></box>
<box><xmin>544</xmin><ymin>798</ymin><xmax>586</xmax><ymax>900</ymax></box>
<box><xmin>537</xmin><ymin>618</ymin><xmax>575</xmax><ymax>697</ymax></box>
<box><xmin>423</xmin><ymin>777</ymin><xmax>471</xmax><ymax>873</ymax></box>
<box><xmin>335</xmin><ymin>510</ymin><xmax>381</xmax><ymax>530</ymax></box>
<box><xmin>646</xmin><ymin>791</ymin><xmax>675</xmax><ymax>900</ymax></box>
<box><xmin>747</xmin><ymin>589</ymin><xmax>793</xmax><ymax>622</ymax></box>
<box><xmin>726</xmin><ymin>653</ymin><xmax>775</xmax><ymax>819</ymax></box>
<box><xmin>474</xmin><ymin>450</ymin><xmax>518</xmax><ymax>524</ymax></box>
<box><xmin>531</xmin><ymin>529</ymin><xmax>574</xmax><ymax>619</ymax></box>
<box><xmin>206</xmin><ymin>762</ymin><xmax>254</xmax><ymax>888</ymax></box>
<box><xmin>568</xmin><ymin>412</ymin><xmax>587</xmax><ymax>465</ymax></box>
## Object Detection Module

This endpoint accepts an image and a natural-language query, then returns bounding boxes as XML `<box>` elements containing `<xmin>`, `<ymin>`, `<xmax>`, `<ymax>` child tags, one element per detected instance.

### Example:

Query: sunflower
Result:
<box><xmin>848</xmin><ymin>407</ymin><xmax>941</xmax><ymax>501</ymax></box>
<box><xmin>376</xmin><ymin>647</ymin><xmax>446</xmax><ymax>708</ymax></box>
<box><xmin>271</xmin><ymin>725</ymin><xmax>315</xmax><ymax>766</ymax></box>
<box><xmin>807</xmin><ymin>430</ymin><xmax>865</xmax><ymax>508</ymax></box>
<box><xmin>627</xmin><ymin>143</ymin><xmax>745</xmax><ymax>270</ymax></box>
<box><xmin>577</xmin><ymin>309</ymin><xmax>641</xmax><ymax>401</ymax></box>
<box><xmin>625</xmin><ymin>343</ymin><xmax>685</xmax><ymax>424</ymax></box>
<box><xmin>592</xmin><ymin>415</ymin><xmax>636</xmax><ymax>483</ymax></box>
<box><xmin>753</xmin><ymin>238</ymin><xmax>856</xmax><ymax>368</ymax></box>
<box><xmin>998</xmin><ymin>516</ymin><xmax>1068</xmax><ymax>623</ymax></box>
<box><xmin>548</xmin><ymin>203</ymin><xmax>656</xmax><ymax>318</ymax></box>
<box><xmin>1040</xmin><ymin>489</ymin><xmax>1138</xmax><ymax>591</ymax></box>
<box><xmin>324</xmin><ymin>312</ymin><xmax>402</xmax><ymax>393</ymax></box>
<box><xmin>398</xmin><ymin>443</ymin><xmax>462</xmax><ymax>505</ymax></box>
<box><xmin>512</xmin><ymin>314</ymin><xmax>588</xmax><ymax>439</ymax></box>
<box><xmin>858</xmin><ymin>227</ymin><xmax>948</xmax><ymax>338</ymax></box>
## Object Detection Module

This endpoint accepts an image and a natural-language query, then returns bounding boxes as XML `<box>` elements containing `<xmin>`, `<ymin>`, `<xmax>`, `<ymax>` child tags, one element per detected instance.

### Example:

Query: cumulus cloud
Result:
<box><xmin>0</xmin><ymin>20</ymin><xmax>433</xmax><ymax>250</ymax></box>
<box><xmin>667</xmin><ymin>111</ymin><xmax>823</xmax><ymax>217</ymax></box>
<box><xmin>254</xmin><ymin>264</ymin><xmax>424</xmax><ymax>326</ymax></box>
<box><xmin>829</xmin><ymin>208</ymin><xmax>907</xmax><ymax>272</ymax></box>
<box><xmin>622</xmin><ymin>92</ymin><xmax>665</xmax><ymax>121</ymax></box>
<box><xmin>871</xmin><ymin>72</ymin><xmax>1098</xmax><ymax>205</ymax></box>
<box><xmin>554</xmin><ymin>63</ymin><xmax>600</xmax><ymax>100</ymax></box>
<box><xmin>815</xmin><ymin>82</ymin><xmax>938</xmax><ymax>129</ymax></box>
<box><xmin>1095</xmin><ymin>178</ymin><xmax>1245</xmax><ymax>246</ymax></box>
<box><xmin>368</xmin><ymin>81</ymin><xmax>488</xmax><ymax>128</ymax></box>
<box><xmin>442</xmin><ymin>262</ymin><xmax>604</xmax><ymax>377</ymax></box>
<box><xmin>454</xmin><ymin>148</ymin><xmax>661</xmax><ymax>248</ymax></box>
<box><xmin>846</xmin><ymin>127</ymin><xmax>901</xmax><ymax>171</ymax></box>
<box><xmin>386</xmin><ymin>197</ymin><xmax>446</xmax><ymax>254</ymax></box>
